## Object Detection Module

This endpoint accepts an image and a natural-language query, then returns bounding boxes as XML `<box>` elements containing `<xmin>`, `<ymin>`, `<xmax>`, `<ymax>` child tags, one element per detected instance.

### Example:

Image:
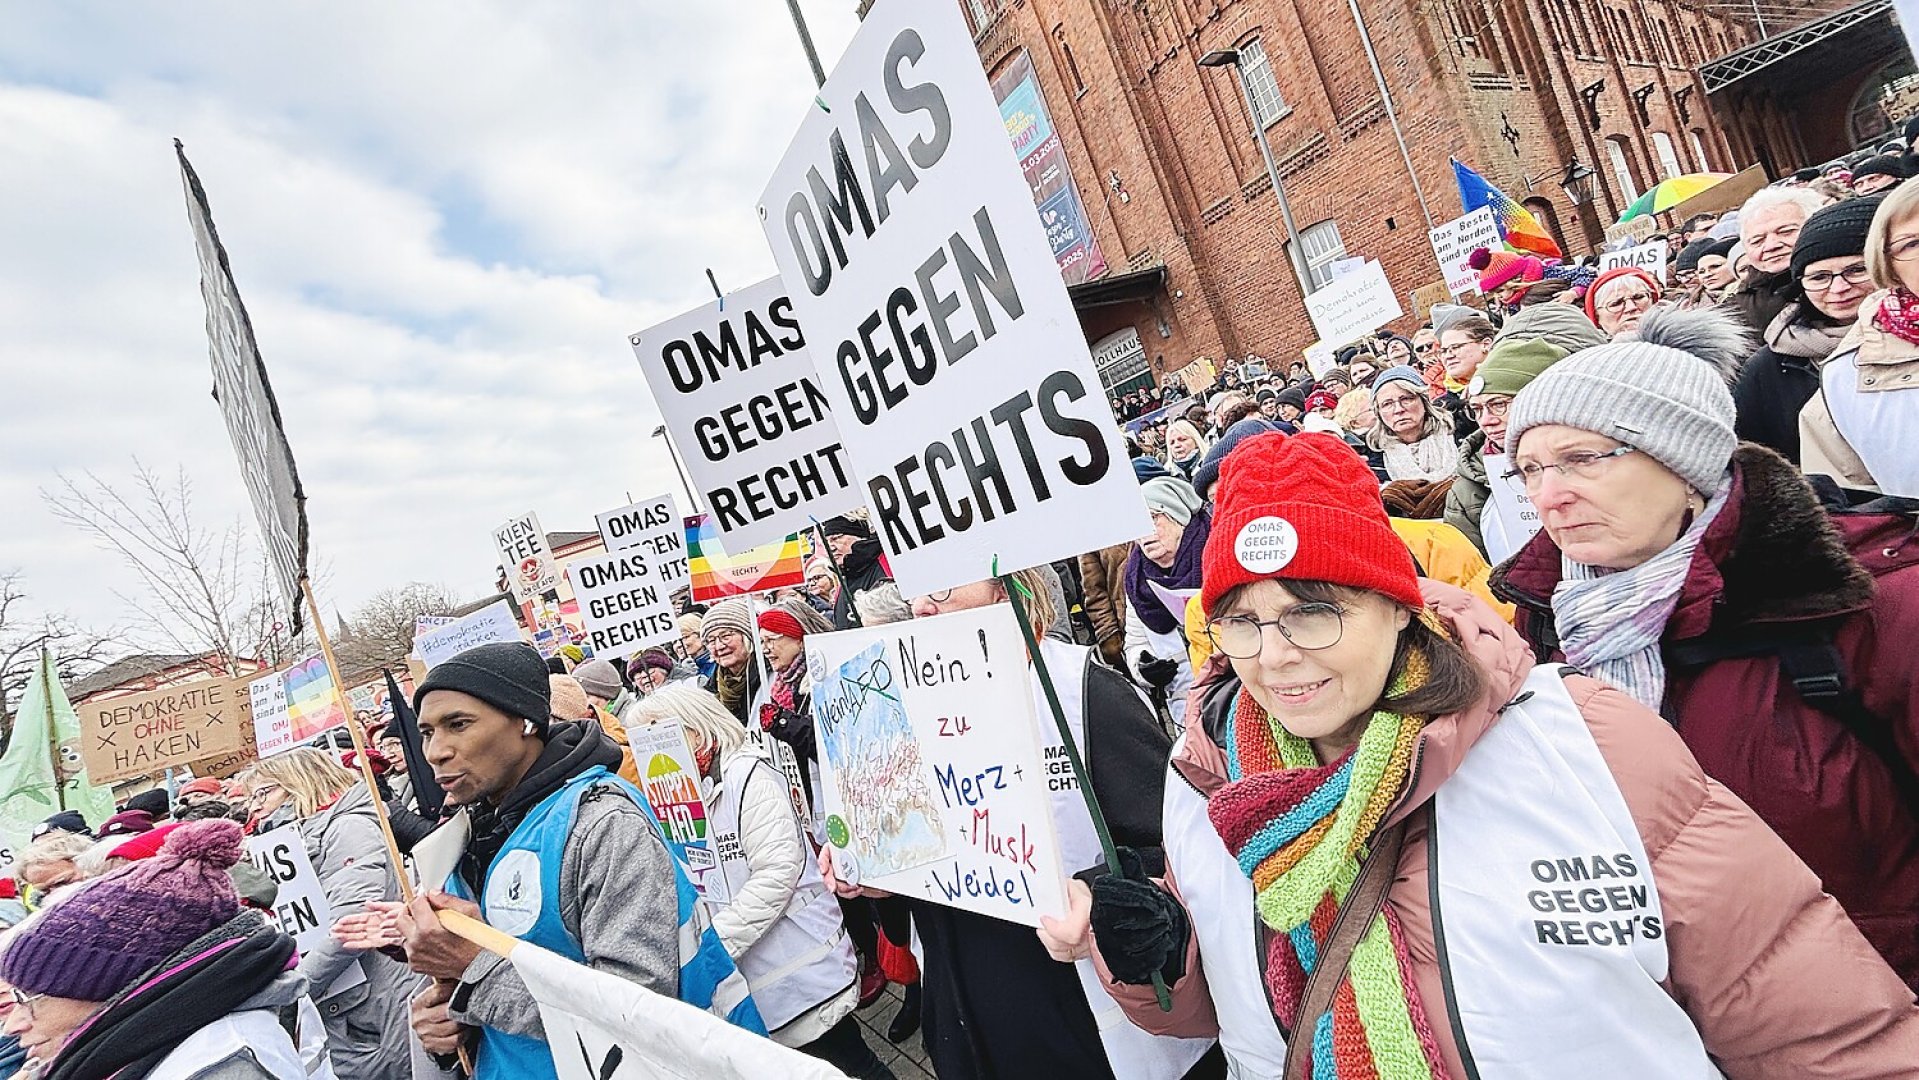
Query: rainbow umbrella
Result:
<box><xmin>1615</xmin><ymin>173</ymin><xmax>1733</xmax><ymax>223</ymax></box>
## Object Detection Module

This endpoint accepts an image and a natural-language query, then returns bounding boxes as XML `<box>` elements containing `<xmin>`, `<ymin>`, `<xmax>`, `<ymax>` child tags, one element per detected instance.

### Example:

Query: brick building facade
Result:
<box><xmin>941</xmin><ymin>0</ymin><xmax>1837</xmax><ymax>386</ymax></box>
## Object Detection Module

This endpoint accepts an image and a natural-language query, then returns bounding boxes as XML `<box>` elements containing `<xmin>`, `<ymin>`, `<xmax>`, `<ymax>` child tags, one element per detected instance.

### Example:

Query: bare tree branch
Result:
<box><xmin>0</xmin><ymin>571</ymin><xmax>120</xmax><ymax>756</ymax></box>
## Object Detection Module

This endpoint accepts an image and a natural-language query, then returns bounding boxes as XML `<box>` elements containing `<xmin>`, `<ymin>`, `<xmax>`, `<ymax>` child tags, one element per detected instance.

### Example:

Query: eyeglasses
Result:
<box><xmin>1503</xmin><ymin>445</ymin><xmax>1636</xmax><ymax>491</ymax></box>
<box><xmin>1438</xmin><ymin>341</ymin><xmax>1486</xmax><ymax>358</ymax></box>
<box><xmin>1598</xmin><ymin>290</ymin><xmax>1655</xmax><ymax>314</ymax></box>
<box><xmin>1802</xmin><ymin>264</ymin><xmax>1871</xmax><ymax>293</ymax></box>
<box><xmin>926</xmin><ymin>589</ymin><xmax>954</xmax><ymax>603</ymax></box>
<box><xmin>1468</xmin><ymin>396</ymin><xmax>1512</xmax><ymax>419</ymax></box>
<box><xmin>248</xmin><ymin>782</ymin><xmax>283</xmax><ymax>805</ymax></box>
<box><xmin>1205</xmin><ymin>603</ymin><xmax>1346</xmax><ymax>658</ymax></box>
<box><xmin>1375</xmin><ymin>393</ymin><xmax>1423</xmax><ymax>414</ymax></box>
<box><xmin>1413</xmin><ymin>342</ymin><xmax>1436</xmax><ymax>354</ymax></box>
<box><xmin>1888</xmin><ymin>236</ymin><xmax>1919</xmax><ymax>263</ymax></box>
<box><xmin>9</xmin><ymin>988</ymin><xmax>47</xmax><ymax>1019</ymax></box>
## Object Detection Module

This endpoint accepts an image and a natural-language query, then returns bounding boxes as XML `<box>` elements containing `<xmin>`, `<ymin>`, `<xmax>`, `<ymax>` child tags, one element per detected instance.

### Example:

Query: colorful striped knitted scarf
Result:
<box><xmin>1208</xmin><ymin>655</ymin><xmax>1448</xmax><ymax>1079</ymax></box>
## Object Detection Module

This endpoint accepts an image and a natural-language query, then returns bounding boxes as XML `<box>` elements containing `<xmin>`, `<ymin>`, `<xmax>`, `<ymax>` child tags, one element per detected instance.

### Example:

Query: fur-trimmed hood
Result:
<box><xmin>1494</xmin><ymin>443</ymin><xmax>1876</xmax><ymax>635</ymax></box>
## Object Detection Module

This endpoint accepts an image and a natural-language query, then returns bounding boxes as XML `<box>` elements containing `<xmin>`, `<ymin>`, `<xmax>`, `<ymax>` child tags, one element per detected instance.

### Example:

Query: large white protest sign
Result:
<box><xmin>629</xmin><ymin>279</ymin><xmax>862</xmax><ymax>551</ymax></box>
<box><xmin>415</xmin><ymin>600</ymin><xmax>524</xmax><ymax>670</ymax></box>
<box><xmin>1479</xmin><ymin>452</ymin><xmax>1544</xmax><ymax>565</ymax></box>
<box><xmin>758</xmin><ymin>0</ymin><xmax>1148</xmax><ymax>597</ymax></box>
<box><xmin>244</xmin><ymin>831</ymin><xmax>365</xmax><ymax>998</ymax></box>
<box><xmin>1429</xmin><ymin>208</ymin><xmax>1500</xmax><ymax>295</ymax></box>
<box><xmin>571</xmin><ymin>496</ymin><xmax>690</xmax><ymax>661</ymax></box>
<box><xmin>1304</xmin><ymin>260</ymin><xmax>1404</xmax><ymax>347</ymax></box>
<box><xmin>1598</xmin><ymin>240</ymin><xmax>1669</xmax><ymax>281</ymax></box>
<box><xmin>806</xmin><ymin>604</ymin><xmax>1068</xmax><ymax>927</ymax></box>
<box><xmin>494</xmin><ymin>512</ymin><xmax>560</xmax><ymax>602</ymax></box>
<box><xmin>509</xmin><ymin>939</ymin><xmax>845</xmax><ymax>1080</ymax></box>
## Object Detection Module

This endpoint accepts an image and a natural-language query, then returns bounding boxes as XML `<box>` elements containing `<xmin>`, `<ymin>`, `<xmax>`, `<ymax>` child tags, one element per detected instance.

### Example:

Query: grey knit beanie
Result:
<box><xmin>1139</xmin><ymin>476</ymin><xmax>1204</xmax><ymax>526</ymax></box>
<box><xmin>1506</xmin><ymin>342</ymin><xmax>1736</xmax><ymax>494</ymax></box>
<box><xmin>700</xmin><ymin>597</ymin><xmax>755</xmax><ymax>645</ymax></box>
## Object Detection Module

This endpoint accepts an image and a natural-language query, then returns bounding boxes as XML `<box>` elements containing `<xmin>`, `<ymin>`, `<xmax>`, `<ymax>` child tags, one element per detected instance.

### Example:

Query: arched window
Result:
<box><xmin>1607</xmin><ymin>135</ymin><xmax>1641</xmax><ymax>202</ymax></box>
<box><xmin>1652</xmin><ymin>132</ymin><xmax>1683</xmax><ymax>179</ymax></box>
<box><xmin>1524</xmin><ymin>197</ymin><xmax>1572</xmax><ymax>257</ymax></box>
<box><xmin>1689</xmin><ymin>129</ymin><xmax>1714</xmax><ymax>171</ymax></box>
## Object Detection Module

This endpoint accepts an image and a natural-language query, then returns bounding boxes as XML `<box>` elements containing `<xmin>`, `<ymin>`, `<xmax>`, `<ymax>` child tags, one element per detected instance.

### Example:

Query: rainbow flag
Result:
<box><xmin>1451</xmin><ymin>159</ymin><xmax>1562</xmax><ymax>260</ymax></box>
<box><xmin>684</xmin><ymin>515</ymin><xmax>808</xmax><ymax>602</ymax></box>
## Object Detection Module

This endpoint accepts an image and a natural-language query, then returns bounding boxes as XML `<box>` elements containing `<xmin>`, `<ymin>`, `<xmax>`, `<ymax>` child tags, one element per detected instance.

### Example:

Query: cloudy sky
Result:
<box><xmin>0</xmin><ymin>2</ymin><xmax>860</xmax><ymax>645</ymax></box>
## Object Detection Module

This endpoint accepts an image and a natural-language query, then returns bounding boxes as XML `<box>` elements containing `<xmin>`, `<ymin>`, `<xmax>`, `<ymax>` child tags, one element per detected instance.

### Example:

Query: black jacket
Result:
<box><xmin>830</xmin><ymin>538</ymin><xmax>893</xmax><ymax>630</ymax></box>
<box><xmin>882</xmin><ymin>659</ymin><xmax>1191</xmax><ymax>1080</ymax></box>
<box><xmin>457</xmin><ymin>720</ymin><xmax>625</xmax><ymax>892</ymax></box>
<box><xmin>1726</xmin><ymin>268</ymin><xmax>1794</xmax><ymax>336</ymax></box>
<box><xmin>1733</xmin><ymin>303</ymin><xmax>1854</xmax><ymax>465</ymax></box>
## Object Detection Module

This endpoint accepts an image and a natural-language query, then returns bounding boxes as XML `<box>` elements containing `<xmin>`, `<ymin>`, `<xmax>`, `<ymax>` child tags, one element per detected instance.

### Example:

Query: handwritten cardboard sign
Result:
<box><xmin>1305</xmin><ymin>260</ymin><xmax>1404</xmax><ymax>347</ymax></box>
<box><xmin>806</xmin><ymin>603</ymin><xmax>1067</xmax><ymax>927</ymax></box>
<box><xmin>77</xmin><ymin>676</ymin><xmax>250</xmax><ymax>784</ymax></box>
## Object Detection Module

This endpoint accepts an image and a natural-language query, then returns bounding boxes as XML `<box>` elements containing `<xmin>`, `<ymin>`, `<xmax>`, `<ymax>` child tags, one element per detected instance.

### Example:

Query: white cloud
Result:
<box><xmin>0</xmin><ymin>0</ymin><xmax>858</xmax><ymax>641</ymax></box>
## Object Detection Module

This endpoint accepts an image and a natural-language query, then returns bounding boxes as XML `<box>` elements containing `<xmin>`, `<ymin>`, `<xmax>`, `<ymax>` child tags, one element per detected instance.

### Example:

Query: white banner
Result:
<box><xmin>806</xmin><ymin>604</ymin><xmax>1068</xmax><ymax>927</ymax></box>
<box><xmin>244</xmin><ymin>831</ymin><xmax>366</xmax><ymax>998</ymax></box>
<box><xmin>629</xmin><ymin>278</ymin><xmax>862</xmax><ymax>551</ymax></box>
<box><xmin>1597</xmin><ymin>240</ymin><xmax>1669</xmax><ymax>281</ymax></box>
<box><xmin>757</xmin><ymin>0</ymin><xmax>1148</xmax><ymax>597</ymax></box>
<box><xmin>513</xmin><ymin>941</ymin><xmax>846</xmax><ymax>1080</ymax></box>
<box><xmin>414</xmin><ymin>600</ymin><xmax>524</xmax><ymax>670</ymax></box>
<box><xmin>1478</xmin><ymin>452</ymin><xmax>1544</xmax><ymax>565</ymax></box>
<box><xmin>494</xmin><ymin>511</ymin><xmax>560</xmax><ymax>602</ymax></box>
<box><xmin>1304</xmin><ymin>260</ymin><xmax>1403</xmax><ymax>348</ymax></box>
<box><xmin>1429</xmin><ymin>207</ymin><xmax>1500</xmax><ymax>296</ymax></box>
<box><xmin>572</xmin><ymin>495</ymin><xmax>689</xmax><ymax>661</ymax></box>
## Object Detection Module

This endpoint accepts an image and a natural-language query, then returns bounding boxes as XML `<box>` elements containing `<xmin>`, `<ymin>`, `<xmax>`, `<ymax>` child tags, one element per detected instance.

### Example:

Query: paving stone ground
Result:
<box><xmin>852</xmin><ymin>981</ymin><xmax>936</xmax><ymax>1079</ymax></box>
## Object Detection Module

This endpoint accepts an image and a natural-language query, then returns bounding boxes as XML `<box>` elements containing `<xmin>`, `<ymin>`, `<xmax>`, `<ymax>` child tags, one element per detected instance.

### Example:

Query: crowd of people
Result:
<box><xmin>6</xmin><ymin>145</ymin><xmax>1919</xmax><ymax>1079</ymax></box>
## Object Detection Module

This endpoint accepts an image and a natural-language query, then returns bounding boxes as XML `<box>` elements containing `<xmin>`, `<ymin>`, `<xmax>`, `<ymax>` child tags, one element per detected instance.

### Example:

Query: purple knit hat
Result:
<box><xmin>1</xmin><ymin>819</ymin><xmax>246</xmax><ymax>1002</ymax></box>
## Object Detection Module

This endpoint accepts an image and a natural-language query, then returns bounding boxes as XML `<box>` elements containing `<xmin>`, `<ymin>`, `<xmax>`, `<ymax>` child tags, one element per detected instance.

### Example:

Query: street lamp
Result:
<box><xmin>1198</xmin><ymin>48</ymin><xmax>1315</xmax><ymax>298</ymax></box>
<box><xmin>1559</xmin><ymin>160</ymin><xmax>1598</xmax><ymax>207</ymax></box>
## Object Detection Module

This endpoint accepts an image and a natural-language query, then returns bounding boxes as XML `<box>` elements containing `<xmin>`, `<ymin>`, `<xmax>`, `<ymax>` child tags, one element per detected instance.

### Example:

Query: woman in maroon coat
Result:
<box><xmin>1491</xmin><ymin>305</ymin><xmax>1919</xmax><ymax>988</ymax></box>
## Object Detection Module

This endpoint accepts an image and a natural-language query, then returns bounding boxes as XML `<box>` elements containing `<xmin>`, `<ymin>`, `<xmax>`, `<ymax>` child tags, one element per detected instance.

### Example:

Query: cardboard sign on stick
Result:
<box><xmin>806</xmin><ymin>604</ymin><xmax>1069</xmax><ymax>927</ymax></box>
<box><xmin>414</xmin><ymin>600</ymin><xmax>525</xmax><ymax>671</ymax></box>
<box><xmin>1305</xmin><ymin>260</ymin><xmax>1403</xmax><ymax>346</ymax></box>
<box><xmin>758</xmin><ymin>0</ymin><xmax>1149</xmax><ymax>597</ymax></box>
<box><xmin>493</xmin><ymin>512</ymin><xmax>560</xmax><ymax>602</ymax></box>
<box><xmin>77</xmin><ymin>676</ymin><xmax>250</xmax><ymax>784</ymax></box>
<box><xmin>573</xmin><ymin>496</ymin><xmax>690</xmax><ymax>661</ymax></box>
<box><xmin>628</xmin><ymin>279</ymin><xmax>862</xmax><ymax>551</ymax></box>
<box><xmin>1428</xmin><ymin>208</ymin><xmax>1500</xmax><ymax>295</ymax></box>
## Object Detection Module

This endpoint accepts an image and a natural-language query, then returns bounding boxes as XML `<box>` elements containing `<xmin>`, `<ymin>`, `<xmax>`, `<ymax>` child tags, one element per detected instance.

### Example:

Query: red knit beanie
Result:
<box><xmin>757</xmin><ymin>608</ymin><xmax>806</xmax><ymax>640</ymax></box>
<box><xmin>1583</xmin><ymin>266</ymin><xmax>1662</xmax><ymax>324</ymax></box>
<box><xmin>1200</xmin><ymin>432</ymin><xmax>1423</xmax><ymax>617</ymax></box>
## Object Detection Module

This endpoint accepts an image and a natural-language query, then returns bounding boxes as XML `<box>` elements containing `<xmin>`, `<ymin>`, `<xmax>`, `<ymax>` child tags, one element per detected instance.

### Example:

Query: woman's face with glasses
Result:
<box><xmin>1210</xmin><ymin>580</ymin><xmax>1409</xmax><ymax>758</ymax></box>
<box><xmin>4</xmin><ymin>984</ymin><xmax>103</xmax><ymax>1064</ymax></box>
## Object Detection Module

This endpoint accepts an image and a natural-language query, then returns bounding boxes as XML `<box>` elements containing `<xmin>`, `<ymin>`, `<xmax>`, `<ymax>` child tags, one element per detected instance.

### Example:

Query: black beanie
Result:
<box><xmin>413</xmin><ymin>642</ymin><xmax>553</xmax><ymax>737</ymax></box>
<box><xmin>1275</xmin><ymin>386</ymin><xmax>1307</xmax><ymax>411</ymax></box>
<box><xmin>1674</xmin><ymin>237</ymin><xmax>1717</xmax><ymax>274</ymax></box>
<box><xmin>1852</xmin><ymin>154</ymin><xmax>1909</xmax><ymax>185</ymax></box>
<box><xmin>819</xmin><ymin>514</ymin><xmax>873</xmax><ymax>540</ymax></box>
<box><xmin>1791</xmin><ymin>195</ymin><xmax>1883</xmax><ymax>281</ymax></box>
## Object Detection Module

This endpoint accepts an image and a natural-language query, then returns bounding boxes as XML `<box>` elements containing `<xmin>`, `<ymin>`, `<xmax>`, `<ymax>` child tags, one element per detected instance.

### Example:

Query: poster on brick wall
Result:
<box><xmin>758</xmin><ymin>0</ymin><xmax>1148</xmax><ymax>597</ymax></box>
<box><xmin>992</xmin><ymin>50</ymin><xmax>1107</xmax><ymax>285</ymax></box>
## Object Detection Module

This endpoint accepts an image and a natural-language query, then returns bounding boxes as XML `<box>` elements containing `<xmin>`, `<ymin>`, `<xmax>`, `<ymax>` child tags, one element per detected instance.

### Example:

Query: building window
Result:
<box><xmin>965</xmin><ymin>0</ymin><xmax>998</xmax><ymax>33</ymax></box>
<box><xmin>1607</xmin><ymin>136</ymin><xmax>1640</xmax><ymax>202</ymax></box>
<box><xmin>1652</xmin><ymin>132</ymin><xmax>1683</xmax><ymax>179</ymax></box>
<box><xmin>1238</xmin><ymin>38</ymin><xmax>1290</xmax><ymax>127</ymax></box>
<box><xmin>1055</xmin><ymin>26</ymin><xmax>1087</xmax><ymax>93</ymax></box>
<box><xmin>1689</xmin><ymin>128</ymin><xmax>1714</xmax><ymax>171</ymax></box>
<box><xmin>1295</xmin><ymin>219</ymin><xmax>1348</xmax><ymax>289</ymax></box>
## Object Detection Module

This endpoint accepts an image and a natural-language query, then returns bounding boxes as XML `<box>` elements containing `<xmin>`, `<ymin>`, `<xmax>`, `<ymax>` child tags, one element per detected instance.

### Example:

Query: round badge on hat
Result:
<box><xmin>1234</xmin><ymin>516</ymin><xmax>1299</xmax><ymax>573</ymax></box>
<box><xmin>1467</xmin><ymin>374</ymin><xmax>1485</xmax><ymax>397</ymax></box>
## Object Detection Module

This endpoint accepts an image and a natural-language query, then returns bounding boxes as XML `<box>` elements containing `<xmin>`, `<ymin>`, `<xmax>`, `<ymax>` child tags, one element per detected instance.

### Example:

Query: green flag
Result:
<box><xmin>0</xmin><ymin>649</ymin><xmax>116</xmax><ymax>865</ymax></box>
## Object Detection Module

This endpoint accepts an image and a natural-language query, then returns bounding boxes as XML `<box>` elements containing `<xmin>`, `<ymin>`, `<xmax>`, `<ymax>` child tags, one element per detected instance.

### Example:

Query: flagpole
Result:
<box><xmin>42</xmin><ymin>648</ymin><xmax>65</xmax><ymax>812</ymax></box>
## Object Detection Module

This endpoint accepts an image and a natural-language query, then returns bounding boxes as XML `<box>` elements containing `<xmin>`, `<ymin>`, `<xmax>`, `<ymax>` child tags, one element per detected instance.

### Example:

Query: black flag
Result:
<box><xmin>384</xmin><ymin>668</ymin><xmax>443</xmax><ymax>819</ymax></box>
<box><xmin>177</xmin><ymin>139</ymin><xmax>310</xmax><ymax>634</ymax></box>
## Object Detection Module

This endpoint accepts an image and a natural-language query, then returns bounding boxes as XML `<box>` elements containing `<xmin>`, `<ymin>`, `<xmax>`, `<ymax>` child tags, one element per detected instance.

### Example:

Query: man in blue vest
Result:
<box><xmin>397</xmin><ymin>642</ymin><xmax>759</xmax><ymax>1079</ymax></box>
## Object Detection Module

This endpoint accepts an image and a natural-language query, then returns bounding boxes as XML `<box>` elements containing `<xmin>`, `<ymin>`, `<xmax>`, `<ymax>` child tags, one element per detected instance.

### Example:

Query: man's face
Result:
<box><xmin>1854</xmin><ymin>172</ymin><xmax>1901</xmax><ymax>196</ymax></box>
<box><xmin>825</xmin><ymin>533</ymin><xmax>858</xmax><ymax>559</ymax></box>
<box><xmin>1259</xmin><ymin>398</ymin><xmax>1279</xmax><ymax>418</ymax></box>
<box><xmin>417</xmin><ymin>690</ymin><xmax>543</xmax><ymax>807</ymax></box>
<box><xmin>1741</xmin><ymin>202</ymin><xmax>1808</xmax><ymax>275</ymax></box>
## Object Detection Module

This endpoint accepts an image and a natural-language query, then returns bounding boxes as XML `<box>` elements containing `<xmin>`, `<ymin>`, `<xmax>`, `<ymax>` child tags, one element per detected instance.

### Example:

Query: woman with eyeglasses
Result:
<box><xmin>1493</xmin><ymin>305</ymin><xmax>1919</xmax><ymax>989</ymax></box>
<box><xmin>1037</xmin><ymin>429</ymin><xmax>1919</xmax><ymax>1077</ymax></box>
<box><xmin>1366</xmin><ymin>366</ymin><xmax>1459</xmax><ymax>485</ymax></box>
<box><xmin>1585</xmin><ymin>267</ymin><xmax>1663</xmax><ymax>339</ymax></box>
<box><xmin>1443</xmin><ymin>336</ymin><xmax>1567</xmax><ymax>562</ymax></box>
<box><xmin>1731</xmin><ymin>196</ymin><xmax>1882</xmax><ymax>465</ymax></box>
<box><xmin>1801</xmin><ymin>182</ymin><xmax>1919</xmax><ymax>496</ymax></box>
<box><xmin>242</xmin><ymin>748</ymin><xmax>418</xmax><ymax>1079</ymax></box>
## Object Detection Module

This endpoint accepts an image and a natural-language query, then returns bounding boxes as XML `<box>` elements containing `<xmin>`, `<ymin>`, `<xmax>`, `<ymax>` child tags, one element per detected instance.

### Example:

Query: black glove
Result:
<box><xmin>1137</xmin><ymin>652</ymin><xmax>1180</xmax><ymax>691</ymax></box>
<box><xmin>1088</xmin><ymin>846</ymin><xmax>1188</xmax><ymax>985</ymax></box>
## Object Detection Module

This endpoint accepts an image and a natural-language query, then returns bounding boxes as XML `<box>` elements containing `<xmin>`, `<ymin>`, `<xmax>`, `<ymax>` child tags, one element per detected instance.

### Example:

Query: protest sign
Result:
<box><xmin>1411</xmin><ymin>280</ymin><xmax>1454</xmax><ymax>324</ymax></box>
<box><xmin>493</xmin><ymin>512</ymin><xmax>560</xmax><ymax>602</ymax></box>
<box><xmin>807</xmin><ymin>604</ymin><xmax>1068</xmax><ymax>926</ymax></box>
<box><xmin>412</xmin><ymin>614</ymin><xmax>456</xmax><ymax>647</ymax></box>
<box><xmin>178</xmin><ymin>144</ymin><xmax>310</xmax><ymax>635</ymax></box>
<box><xmin>1304</xmin><ymin>260</ymin><xmax>1403</xmax><ymax>346</ymax></box>
<box><xmin>627</xmin><ymin>720</ymin><xmax>718</xmax><ymax>897</ymax></box>
<box><xmin>628</xmin><ymin>279</ymin><xmax>862</xmax><ymax>551</ymax></box>
<box><xmin>244</xmin><ymin>832</ymin><xmax>365</xmax><ymax>998</ymax></box>
<box><xmin>250</xmin><ymin>655</ymin><xmax>346</xmax><ymax>757</ymax></box>
<box><xmin>1478</xmin><ymin>452</ymin><xmax>1545</xmax><ymax>565</ymax></box>
<box><xmin>415</xmin><ymin>600</ymin><xmax>524</xmax><ymax>670</ymax></box>
<box><xmin>758</xmin><ymin>0</ymin><xmax>1148</xmax><ymax>597</ymax></box>
<box><xmin>1302</xmin><ymin>340</ymin><xmax>1335</xmax><ymax>378</ymax></box>
<box><xmin>685</xmin><ymin>515</ymin><xmax>807</xmax><ymax>602</ymax></box>
<box><xmin>1604</xmin><ymin>214</ymin><xmax>1658</xmax><ymax>246</ymax></box>
<box><xmin>1176</xmin><ymin>357</ymin><xmax>1216</xmax><ymax>394</ymax></box>
<box><xmin>1598</xmin><ymin>240</ymin><xmax>1670</xmax><ymax>281</ymax></box>
<box><xmin>1428</xmin><ymin>207</ymin><xmax>1501</xmax><ymax>295</ymax></box>
<box><xmin>77</xmin><ymin>676</ymin><xmax>250</xmax><ymax>785</ymax></box>
<box><xmin>571</xmin><ymin>498</ymin><xmax>689</xmax><ymax>661</ymax></box>
<box><xmin>505</xmin><ymin>938</ymin><xmax>843</xmax><ymax>1080</ymax></box>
